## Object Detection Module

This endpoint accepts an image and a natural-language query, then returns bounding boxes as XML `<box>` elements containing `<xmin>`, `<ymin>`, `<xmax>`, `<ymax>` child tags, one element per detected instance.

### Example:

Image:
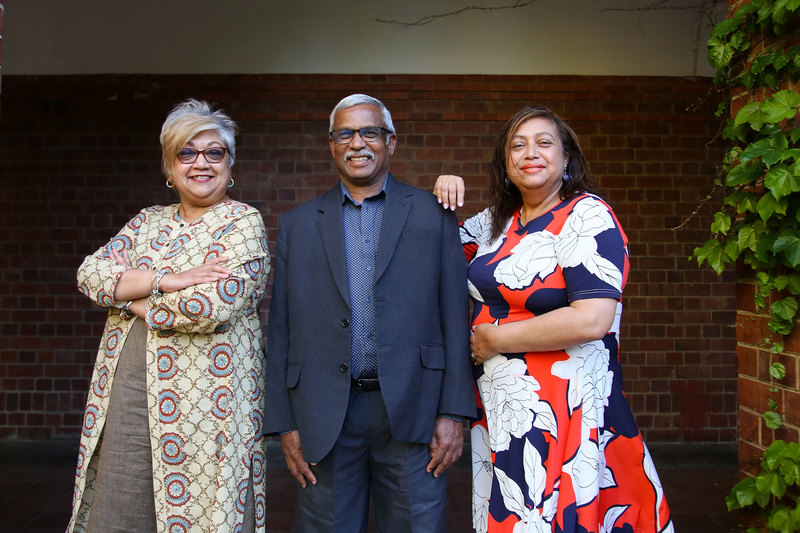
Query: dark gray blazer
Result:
<box><xmin>263</xmin><ymin>174</ymin><xmax>475</xmax><ymax>463</ymax></box>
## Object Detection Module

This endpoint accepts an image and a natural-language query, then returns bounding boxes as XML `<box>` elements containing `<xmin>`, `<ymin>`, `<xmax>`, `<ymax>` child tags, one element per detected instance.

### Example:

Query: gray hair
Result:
<box><xmin>160</xmin><ymin>99</ymin><xmax>238</xmax><ymax>178</ymax></box>
<box><xmin>329</xmin><ymin>94</ymin><xmax>396</xmax><ymax>136</ymax></box>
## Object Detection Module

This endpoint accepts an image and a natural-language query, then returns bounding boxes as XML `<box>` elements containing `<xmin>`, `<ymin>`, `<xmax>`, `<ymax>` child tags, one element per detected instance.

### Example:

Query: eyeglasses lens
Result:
<box><xmin>177</xmin><ymin>148</ymin><xmax>227</xmax><ymax>164</ymax></box>
<box><xmin>331</xmin><ymin>127</ymin><xmax>384</xmax><ymax>144</ymax></box>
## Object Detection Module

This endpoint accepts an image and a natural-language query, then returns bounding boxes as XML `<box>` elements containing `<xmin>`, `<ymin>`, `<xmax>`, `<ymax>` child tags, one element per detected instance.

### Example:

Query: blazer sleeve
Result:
<box><xmin>262</xmin><ymin>215</ymin><xmax>296</xmax><ymax>434</ymax></box>
<box><xmin>436</xmin><ymin>209</ymin><xmax>478</xmax><ymax>420</ymax></box>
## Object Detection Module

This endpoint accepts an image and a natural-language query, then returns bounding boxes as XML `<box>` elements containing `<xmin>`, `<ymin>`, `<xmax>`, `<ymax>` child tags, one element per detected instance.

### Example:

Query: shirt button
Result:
<box><xmin>339</xmin><ymin>363</ymin><xmax>349</xmax><ymax>373</ymax></box>
<box><xmin>341</xmin><ymin>318</ymin><xmax>349</xmax><ymax>327</ymax></box>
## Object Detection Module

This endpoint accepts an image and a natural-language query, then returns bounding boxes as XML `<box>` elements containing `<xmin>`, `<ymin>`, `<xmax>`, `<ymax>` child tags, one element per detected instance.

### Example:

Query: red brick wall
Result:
<box><xmin>0</xmin><ymin>74</ymin><xmax>736</xmax><ymax>441</ymax></box>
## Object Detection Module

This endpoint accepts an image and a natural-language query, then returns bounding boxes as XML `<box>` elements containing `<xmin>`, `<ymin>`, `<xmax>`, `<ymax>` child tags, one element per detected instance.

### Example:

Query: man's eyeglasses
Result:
<box><xmin>329</xmin><ymin>127</ymin><xmax>391</xmax><ymax>145</ymax></box>
<box><xmin>176</xmin><ymin>147</ymin><xmax>228</xmax><ymax>164</ymax></box>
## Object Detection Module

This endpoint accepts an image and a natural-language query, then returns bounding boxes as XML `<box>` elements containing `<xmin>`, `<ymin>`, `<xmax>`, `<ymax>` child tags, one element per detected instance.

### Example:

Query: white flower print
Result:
<box><xmin>493</xmin><ymin>230</ymin><xmax>558</xmax><ymax>290</ymax></box>
<box><xmin>472</xmin><ymin>425</ymin><xmax>492</xmax><ymax>533</ymax></box>
<box><xmin>491</xmin><ymin>439</ymin><xmax>557</xmax><ymax>533</ymax></box>
<box><xmin>563</xmin><ymin>439</ymin><xmax>601</xmax><ymax>507</ymax></box>
<box><xmin>642</xmin><ymin>443</ymin><xmax>671</xmax><ymax>531</ymax></box>
<box><xmin>556</xmin><ymin>198</ymin><xmax>623</xmax><ymax>291</ymax></box>
<box><xmin>551</xmin><ymin>341</ymin><xmax>614</xmax><ymax>439</ymax></box>
<box><xmin>600</xmin><ymin>505</ymin><xmax>630</xmax><ymax>533</ymax></box>
<box><xmin>478</xmin><ymin>355</ymin><xmax>542</xmax><ymax>451</ymax></box>
<box><xmin>462</xmin><ymin>208</ymin><xmax>506</xmax><ymax>261</ymax></box>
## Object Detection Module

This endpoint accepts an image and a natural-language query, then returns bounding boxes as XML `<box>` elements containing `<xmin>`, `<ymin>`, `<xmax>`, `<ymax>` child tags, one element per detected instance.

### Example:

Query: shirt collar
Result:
<box><xmin>340</xmin><ymin>176</ymin><xmax>388</xmax><ymax>206</ymax></box>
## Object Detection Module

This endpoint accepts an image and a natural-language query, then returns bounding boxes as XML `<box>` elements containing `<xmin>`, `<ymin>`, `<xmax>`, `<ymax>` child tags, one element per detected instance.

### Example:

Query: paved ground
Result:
<box><xmin>3</xmin><ymin>439</ymin><xmax>749</xmax><ymax>532</ymax></box>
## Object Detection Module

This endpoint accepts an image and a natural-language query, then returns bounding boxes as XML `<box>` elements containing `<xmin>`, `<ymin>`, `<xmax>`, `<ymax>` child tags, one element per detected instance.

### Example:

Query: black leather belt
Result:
<box><xmin>351</xmin><ymin>377</ymin><xmax>380</xmax><ymax>391</ymax></box>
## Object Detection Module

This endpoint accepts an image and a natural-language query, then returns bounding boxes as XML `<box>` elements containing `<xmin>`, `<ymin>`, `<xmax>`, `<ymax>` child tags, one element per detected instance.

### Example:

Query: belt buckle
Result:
<box><xmin>352</xmin><ymin>377</ymin><xmax>380</xmax><ymax>391</ymax></box>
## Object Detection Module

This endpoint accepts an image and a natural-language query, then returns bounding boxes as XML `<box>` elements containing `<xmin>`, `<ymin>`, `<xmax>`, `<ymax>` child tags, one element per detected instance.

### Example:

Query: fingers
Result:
<box><xmin>433</xmin><ymin>175</ymin><xmax>465</xmax><ymax>211</ymax></box>
<box><xmin>281</xmin><ymin>431</ymin><xmax>317</xmax><ymax>488</ymax></box>
<box><xmin>426</xmin><ymin>418</ymin><xmax>464</xmax><ymax>477</ymax></box>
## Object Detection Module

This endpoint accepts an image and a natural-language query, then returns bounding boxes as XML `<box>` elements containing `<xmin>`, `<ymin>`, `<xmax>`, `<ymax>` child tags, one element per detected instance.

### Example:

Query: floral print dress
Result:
<box><xmin>462</xmin><ymin>194</ymin><xmax>673</xmax><ymax>533</ymax></box>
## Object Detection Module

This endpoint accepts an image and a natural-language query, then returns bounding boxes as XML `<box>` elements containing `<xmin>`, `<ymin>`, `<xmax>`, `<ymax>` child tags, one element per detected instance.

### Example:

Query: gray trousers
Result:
<box><xmin>293</xmin><ymin>386</ymin><xmax>447</xmax><ymax>533</ymax></box>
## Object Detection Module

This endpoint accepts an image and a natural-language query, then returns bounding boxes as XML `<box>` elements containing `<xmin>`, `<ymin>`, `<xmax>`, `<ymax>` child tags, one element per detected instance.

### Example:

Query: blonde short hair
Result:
<box><xmin>160</xmin><ymin>99</ymin><xmax>238</xmax><ymax>178</ymax></box>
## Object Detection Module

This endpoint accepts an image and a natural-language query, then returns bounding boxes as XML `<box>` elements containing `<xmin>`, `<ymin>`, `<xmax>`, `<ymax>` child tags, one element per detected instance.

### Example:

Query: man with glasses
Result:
<box><xmin>264</xmin><ymin>94</ymin><xmax>475</xmax><ymax>532</ymax></box>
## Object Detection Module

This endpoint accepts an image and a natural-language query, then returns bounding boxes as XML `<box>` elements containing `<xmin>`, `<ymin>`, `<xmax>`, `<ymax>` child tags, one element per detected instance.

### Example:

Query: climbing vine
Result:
<box><xmin>695</xmin><ymin>0</ymin><xmax>800</xmax><ymax>336</ymax></box>
<box><xmin>698</xmin><ymin>1</ymin><xmax>800</xmax><ymax>531</ymax></box>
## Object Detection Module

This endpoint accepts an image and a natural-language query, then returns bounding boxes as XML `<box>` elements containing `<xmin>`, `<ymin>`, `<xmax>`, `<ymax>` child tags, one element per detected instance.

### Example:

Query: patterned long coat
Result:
<box><xmin>68</xmin><ymin>200</ymin><xmax>270</xmax><ymax>532</ymax></box>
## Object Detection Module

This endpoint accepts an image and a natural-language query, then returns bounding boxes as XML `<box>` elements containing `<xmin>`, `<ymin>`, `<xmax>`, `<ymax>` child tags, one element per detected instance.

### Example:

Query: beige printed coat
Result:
<box><xmin>68</xmin><ymin>200</ymin><xmax>270</xmax><ymax>532</ymax></box>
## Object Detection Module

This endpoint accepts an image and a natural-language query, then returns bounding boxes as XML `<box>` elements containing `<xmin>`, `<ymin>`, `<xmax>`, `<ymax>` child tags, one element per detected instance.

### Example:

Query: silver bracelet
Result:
<box><xmin>151</xmin><ymin>269</ymin><xmax>167</xmax><ymax>298</ymax></box>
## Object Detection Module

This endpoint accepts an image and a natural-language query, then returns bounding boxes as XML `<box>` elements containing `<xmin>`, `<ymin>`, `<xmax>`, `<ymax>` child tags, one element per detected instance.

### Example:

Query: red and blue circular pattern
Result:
<box><xmin>249</xmin><ymin>409</ymin><xmax>263</xmax><ymax>435</ymax></box>
<box><xmin>92</xmin><ymin>366</ymin><xmax>109</xmax><ymax>397</ymax></box>
<box><xmin>255</xmin><ymin>493</ymin><xmax>266</xmax><ymax>527</ymax></box>
<box><xmin>167</xmin><ymin>515</ymin><xmax>192</xmax><ymax>533</ymax></box>
<box><xmin>235</xmin><ymin>478</ymin><xmax>248</xmax><ymax>512</ymax></box>
<box><xmin>215</xmin><ymin>431</ymin><xmax>229</xmax><ymax>462</ymax></box>
<box><xmin>149</xmin><ymin>306</ymin><xmax>175</xmax><ymax>328</ymax></box>
<box><xmin>157</xmin><ymin>346</ymin><xmax>180</xmax><ymax>380</ymax></box>
<box><xmin>103</xmin><ymin>328</ymin><xmax>123</xmax><ymax>358</ymax></box>
<box><xmin>217</xmin><ymin>277</ymin><xmax>244</xmax><ymax>304</ymax></box>
<box><xmin>205</xmin><ymin>243</ymin><xmax>227</xmax><ymax>261</ymax></box>
<box><xmin>76</xmin><ymin>444</ymin><xmax>87</xmax><ymax>477</ymax></box>
<box><xmin>213</xmin><ymin>323</ymin><xmax>231</xmax><ymax>333</ymax></box>
<box><xmin>208</xmin><ymin>344</ymin><xmax>234</xmax><ymax>377</ymax></box>
<box><xmin>98</xmin><ymin>289</ymin><xmax>115</xmax><ymax>307</ymax></box>
<box><xmin>243</xmin><ymin>258</ymin><xmax>263</xmax><ymax>280</ymax></box>
<box><xmin>252</xmin><ymin>450</ymin><xmax>265</xmax><ymax>484</ymax></box>
<box><xmin>136</xmin><ymin>256</ymin><xmax>154</xmax><ymax>269</ymax></box>
<box><xmin>164</xmin><ymin>234</ymin><xmax>191</xmax><ymax>260</ymax></box>
<box><xmin>126</xmin><ymin>213</ymin><xmax>145</xmax><ymax>232</ymax></box>
<box><xmin>151</xmin><ymin>228</ymin><xmax>170</xmax><ymax>251</ymax></box>
<box><xmin>106</xmin><ymin>235</ymin><xmax>132</xmax><ymax>255</ymax></box>
<box><xmin>82</xmin><ymin>405</ymin><xmax>99</xmax><ymax>437</ymax></box>
<box><xmin>213</xmin><ymin>222</ymin><xmax>236</xmax><ymax>240</ymax></box>
<box><xmin>165</xmin><ymin>473</ymin><xmax>191</xmax><ymax>506</ymax></box>
<box><xmin>249</xmin><ymin>370</ymin><xmax>261</xmax><ymax>400</ymax></box>
<box><xmin>160</xmin><ymin>433</ymin><xmax>187</xmax><ymax>465</ymax></box>
<box><xmin>159</xmin><ymin>390</ymin><xmax>181</xmax><ymax>424</ymax></box>
<box><xmin>210</xmin><ymin>387</ymin><xmax>232</xmax><ymax>420</ymax></box>
<box><xmin>179</xmin><ymin>292</ymin><xmax>213</xmax><ymax>319</ymax></box>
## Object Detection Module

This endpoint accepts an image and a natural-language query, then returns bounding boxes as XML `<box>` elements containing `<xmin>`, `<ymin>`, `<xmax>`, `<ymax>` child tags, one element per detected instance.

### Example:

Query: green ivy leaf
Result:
<box><xmin>764</xmin><ymin>165</ymin><xmax>798</xmax><ymax>198</ymax></box>
<box><xmin>765</xmin><ymin>410</ymin><xmax>783</xmax><ymax>429</ymax></box>
<box><xmin>708</xmin><ymin>34</ymin><xmax>735</xmax><ymax>69</ymax></box>
<box><xmin>738</xmin><ymin>224</ymin><xmax>760</xmax><ymax>251</ymax></box>
<box><xmin>761</xmin><ymin>90</ymin><xmax>800</xmax><ymax>123</ymax></box>
<box><xmin>756</xmin><ymin>470</ymin><xmax>787</xmax><ymax>498</ymax></box>
<box><xmin>770</xmin><ymin>362</ymin><xmax>788</xmax><ymax>380</ymax></box>
<box><xmin>774</xmin><ymin>234</ymin><xmax>800</xmax><ymax>266</ymax></box>
<box><xmin>694</xmin><ymin>239</ymin><xmax>727</xmax><ymax>275</ymax></box>
<box><xmin>728</xmin><ymin>477</ymin><xmax>757</xmax><ymax>509</ymax></box>
<box><xmin>742</xmin><ymin>135</ymin><xmax>789</xmax><ymax>166</ymax></box>
<box><xmin>757</xmin><ymin>191</ymin><xmax>789</xmax><ymax>221</ymax></box>
<box><xmin>772</xmin><ymin>296</ymin><xmax>799</xmax><ymax>322</ymax></box>
<box><xmin>735</xmin><ymin>101</ymin><xmax>768</xmax><ymax>131</ymax></box>
<box><xmin>726</xmin><ymin>161</ymin><xmax>765</xmax><ymax>187</ymax></box>
<box><xmin>711</xmin><ymin>211</ymin><xmax>732</xmax><ymax>233</ymax></box>
<box><xmin>787</xmin><ymin>272</ymin><xmax>800</xmax><ymax>294</ymax></box>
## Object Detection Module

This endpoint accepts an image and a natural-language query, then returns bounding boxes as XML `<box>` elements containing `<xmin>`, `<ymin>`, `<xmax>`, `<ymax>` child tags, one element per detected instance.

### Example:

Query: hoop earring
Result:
<box><xmin>228</xmin><ymin>178</ymin><xmax>235</xmax><ymax>189</ymax></box>
<box><xmin>165</xmin><ymin>179</ymin><xmax>174</xmax><ymax>189</ymax></box>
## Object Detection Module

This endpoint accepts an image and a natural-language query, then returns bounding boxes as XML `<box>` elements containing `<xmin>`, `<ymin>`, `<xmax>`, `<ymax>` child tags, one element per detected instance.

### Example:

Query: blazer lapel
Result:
<box><xmin>317</xmin><ymin>185</ymin><xmax>350</xmax><ymax>304</ymax></box>
<box><xmin>375</xmin><ymin>174</ymin><xmax>411</xmax><ymax>281</ymax></box>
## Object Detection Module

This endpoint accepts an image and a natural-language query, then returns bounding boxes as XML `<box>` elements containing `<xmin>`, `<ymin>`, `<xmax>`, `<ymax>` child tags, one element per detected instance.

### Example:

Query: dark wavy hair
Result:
<box><xmin>488</xmin><ymin>105</ymin><xmax>598</xmax><ymax>241</ymax></box>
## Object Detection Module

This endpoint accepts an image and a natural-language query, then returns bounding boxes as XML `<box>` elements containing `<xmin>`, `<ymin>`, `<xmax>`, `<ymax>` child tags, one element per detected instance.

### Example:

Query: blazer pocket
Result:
<box><xmin>420</xmin><ymin>344</ymin><xmax>445</xmax><ymax>370</ymax></box>
<box><xmin>287</xmin><ymin>363</ymin><xmax>301</xmax><ymax>388</ymax></box>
